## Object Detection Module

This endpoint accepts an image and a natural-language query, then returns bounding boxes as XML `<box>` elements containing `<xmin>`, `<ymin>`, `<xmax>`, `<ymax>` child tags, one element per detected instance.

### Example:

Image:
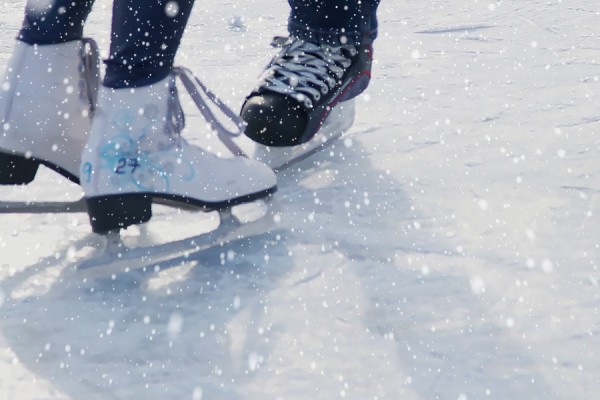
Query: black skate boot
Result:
<box><xmin>241</xmin><ymin>37</ymin><xmax>372</xmax><ymax>147</ymax></box>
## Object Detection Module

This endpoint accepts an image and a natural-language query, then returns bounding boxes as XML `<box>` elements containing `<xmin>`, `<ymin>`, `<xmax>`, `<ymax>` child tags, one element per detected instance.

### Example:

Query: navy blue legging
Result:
<box><xmin>18</xmin><ymin>0</ymin><xmax>380</xmax><ymax>88</ymax></box>
<box><xmin>288</xmin><ymin>0</ymin><xmax>380</xmax><ymax>46</ymax></box>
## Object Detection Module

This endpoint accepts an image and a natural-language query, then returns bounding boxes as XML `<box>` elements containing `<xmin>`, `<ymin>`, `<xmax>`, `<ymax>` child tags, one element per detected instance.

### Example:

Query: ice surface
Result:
<box><xmin>1</xmin><ymin>0</ymin><xmax>600</xmax><ymax>399</ymax></box>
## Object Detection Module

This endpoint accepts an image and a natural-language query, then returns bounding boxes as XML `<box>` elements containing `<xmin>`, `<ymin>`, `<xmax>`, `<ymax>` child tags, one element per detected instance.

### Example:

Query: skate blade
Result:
<box><xmin>0</xmin><ymin>197</ymin><xmax>86</xmax><ymax>214</ymax></box>
<box><xmin>76</xmin><ymin>198</ymin><xmax>281</xmax><ymax>276</ymax></box>
<box><xmin>225</xmin><ymin>99</ymin><xmax>356</xmax><ymax>171</ymax></box>
<box><xmin>264</xmin><ymin>99</ymin><xmax>357</xmax><ymax>171</ymax></box>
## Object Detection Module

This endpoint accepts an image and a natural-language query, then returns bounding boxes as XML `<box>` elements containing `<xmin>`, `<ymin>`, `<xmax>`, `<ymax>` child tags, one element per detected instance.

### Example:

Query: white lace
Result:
<box><xmin>257</xmin><ymin>37</ymin><xmax>356</xmax><ymax>109</ymax></box>
<box><xmin>166</xmin><ymin>67</ymin><xmax>248</xmax><ymax>156</ymax></box>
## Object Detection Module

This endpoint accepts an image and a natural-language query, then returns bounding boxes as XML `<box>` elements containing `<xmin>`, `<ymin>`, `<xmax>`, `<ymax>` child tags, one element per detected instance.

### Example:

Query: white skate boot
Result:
<box><xmin>0</xmin><ymin>39</ymin><xmax>100</xmax><ymax>184</ymax></box>
<box><xmin>81</xmin><ymin>73</ymin><xmax>277</xmax><ymax>234</ymax></box>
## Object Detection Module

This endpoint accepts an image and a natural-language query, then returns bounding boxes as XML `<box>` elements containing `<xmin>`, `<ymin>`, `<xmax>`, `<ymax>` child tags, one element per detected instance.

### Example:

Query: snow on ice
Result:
<box><xmin>1</xmin><ymin>0</ymin><xmax>600</xmax><ymax>399</ymax></box>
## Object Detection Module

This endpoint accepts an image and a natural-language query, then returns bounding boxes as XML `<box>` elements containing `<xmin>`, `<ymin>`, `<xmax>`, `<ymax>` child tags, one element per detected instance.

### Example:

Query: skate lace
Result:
<box><xmin>80</xmin><ymin>38</ymin><xmax>100</xmax><ymax>116</ymax></box>
<box><xmin>166</xmin><ymin>67</ymin><xmax>248</xmax><ymax>156</ymax></box>
<box><xmin>257</xmin><ymin>37</ymin><xmax>356</xmax><ymax>109</ymax></box>
<box><xmin>165</xmin><ymin>77</ymin><xmax>186</xmax><ymax>138</ymax></box>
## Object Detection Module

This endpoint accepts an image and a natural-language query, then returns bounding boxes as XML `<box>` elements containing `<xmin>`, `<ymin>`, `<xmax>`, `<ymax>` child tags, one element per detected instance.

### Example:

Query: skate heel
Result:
<box><xmin>85</xmin><ymin>194</ymin><xmax>153</xmax><ymax>234</ymax></box>
<box><xmin>0</xmin><ymin>152</ymin><xmax>40</xmax><ymax>185</ymax></box>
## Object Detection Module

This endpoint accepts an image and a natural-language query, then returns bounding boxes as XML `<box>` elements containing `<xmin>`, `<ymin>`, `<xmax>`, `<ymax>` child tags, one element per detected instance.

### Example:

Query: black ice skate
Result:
<box><xmin>241</xmin><ymin>36</ymin><xmax>372</xmax><ymax>147</ymax></box>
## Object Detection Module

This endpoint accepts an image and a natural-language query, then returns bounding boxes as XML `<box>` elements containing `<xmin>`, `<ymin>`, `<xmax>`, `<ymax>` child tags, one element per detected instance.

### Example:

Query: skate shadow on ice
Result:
<box><xmin>0</xmin><ymin>137</ymin><xmax>558</xmax><ymax>399</ymax></box>
<box><xmin>0</xmin><ymin>204</ymin><xmax>293</xmax><ymax>399</ymax></box>
<box><xmin>294</xmin><ymin>133</ymin><xmax>560</xmax><ymax>399</ymax></box>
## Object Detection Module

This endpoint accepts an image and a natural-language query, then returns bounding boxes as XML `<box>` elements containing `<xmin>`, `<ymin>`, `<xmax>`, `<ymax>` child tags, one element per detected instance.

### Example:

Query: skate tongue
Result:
<box><xmin>270</xmin><ymin>36</ymin><xmax>292</xmax><ymax>48</ymax></box>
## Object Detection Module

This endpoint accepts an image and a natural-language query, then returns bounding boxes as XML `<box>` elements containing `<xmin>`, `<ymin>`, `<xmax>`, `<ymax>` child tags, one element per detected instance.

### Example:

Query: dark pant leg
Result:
<box><xmin>19</xmin><ymin>0</ymin><xmax>95</xmax><ymax>44</ymax></box>
<box><xmin>287</xmin><ymin>0</ymin><xmax>380</xmax><ymax>46</ymax></box>
<box><xmin>103</xmin><ymin>0</ymin><xmax>195</xmax><ymax>88</ymax></box>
